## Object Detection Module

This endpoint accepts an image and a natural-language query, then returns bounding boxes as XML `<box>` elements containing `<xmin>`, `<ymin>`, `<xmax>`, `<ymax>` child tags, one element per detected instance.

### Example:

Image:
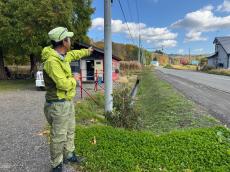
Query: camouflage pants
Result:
<box><xmin>44</xmin><ymin>101</ymin><xmax>75</xmax><ymax>168</ymax></box>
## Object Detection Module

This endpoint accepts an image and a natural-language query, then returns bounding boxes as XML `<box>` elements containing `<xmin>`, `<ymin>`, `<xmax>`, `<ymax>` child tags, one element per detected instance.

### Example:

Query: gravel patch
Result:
<box><xmin>0</xmin><ymin>88</ymin><xmax>82</xmax><ymax>172</ymax></box>
<box><xmin>0</xmin><ymin>90</ymin><xmax>50</xmax><ymax>172</ymax></box>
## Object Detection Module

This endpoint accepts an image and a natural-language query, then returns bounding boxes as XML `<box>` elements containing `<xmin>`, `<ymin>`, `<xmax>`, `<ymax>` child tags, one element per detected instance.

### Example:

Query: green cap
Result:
<box><xmin>48</xmin><ymin>27</ymin><xmax>74</xmax><ymax>42</ymax></box>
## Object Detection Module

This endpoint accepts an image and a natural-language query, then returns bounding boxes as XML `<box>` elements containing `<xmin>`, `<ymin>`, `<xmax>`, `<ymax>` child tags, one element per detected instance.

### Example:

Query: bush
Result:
<box><xmin>105</xmin><ymin>86</ymin><xmax>141</xmax><ymax>129</ymax></box>
<box><xmin>164</xmin><ymin>64</ymin><xmax>173</xmax><ymax>69</ymax></box>
<box><xmin>120</xmin><ymin>61</ymin><xmax>142</xmax><ymax>71</ymax></box>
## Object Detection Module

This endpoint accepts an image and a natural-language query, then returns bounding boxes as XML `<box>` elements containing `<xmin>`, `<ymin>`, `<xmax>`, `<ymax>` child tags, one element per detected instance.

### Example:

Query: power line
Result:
<box><xmin>126</xmin><ymin>0</ymin><xmax>134</xmax><ymax>27</ymax></box>
<box><xmin>134</xmin><ymin>0</ymin><xmax>140</xmax><ymax>33</ymax></box>
<box><xmin>118</xmin><ymin>0</ymin><xmax>136</xmax><ymax>45</ymax></box>
<box><xmin>126</xmin><ymin>0</ymin><xmax>140</xmax><ymax>46</ymax></box>
<box><xmin>134</xmin><ymin>0</ymin><xmax>142</xmax><ymax>63</ymax></box>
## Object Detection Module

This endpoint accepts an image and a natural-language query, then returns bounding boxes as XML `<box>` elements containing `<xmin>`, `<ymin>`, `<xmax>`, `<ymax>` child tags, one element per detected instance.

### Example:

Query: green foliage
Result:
<box><xmin>164</xmin><ymin>64</ymin><xmax>173</xmax><ymax>69</ymax></box>
<box><xmin>5</xmin><ymin>55</ymin><xmax>30</xmax><ymax>65</ymax></box>
<box><xmin>105</xmin><ymin>86</ymin><xmax>141</xmax><ymax>129</ymax></box>
<box><xmin>75</xmin><ymin>93</ymin><xmax>105</xmax><ymax>125</ymax></box>
<box><xmin>75</xmin><ymin>125</ymin><xmax>230</xmax><ymax>172</ymax></box>
<box><xmin>137</xmin><ymin>68</ymin><xmax>220</xmax><ymax>134</ymax></box>
<box><xmin>0</xmin><ymin>0</ymin><xmax>94</xmax><ymax>59</ymax></box>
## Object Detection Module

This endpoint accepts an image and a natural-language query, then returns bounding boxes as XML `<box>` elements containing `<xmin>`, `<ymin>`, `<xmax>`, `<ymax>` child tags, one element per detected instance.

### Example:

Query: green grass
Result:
<box><xmin>75</xmin><ymin>93</ymin><xmax>105</xmax><ymax>125</ymax></box>
<box><xmin>75</xmin><ymin>125</ymin><xmax>230</xmax><ymax>172</ymax></box>
<box><xmin>137</xmin><ymin>69</ymin><xmax>220</xmax><ymax>134</ymax></box>
<box><xmin>0</xmin><ymin>79</ymin><xmax>34</xmax><ymax>91</ymax></box>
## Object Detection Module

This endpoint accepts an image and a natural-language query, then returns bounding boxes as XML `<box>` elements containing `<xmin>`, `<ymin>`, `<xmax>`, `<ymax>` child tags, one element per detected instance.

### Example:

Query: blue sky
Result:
<box><xmin>88</xmin><ymin>0</ymin><xmax>230</xmax><ymax>55</ymax></box>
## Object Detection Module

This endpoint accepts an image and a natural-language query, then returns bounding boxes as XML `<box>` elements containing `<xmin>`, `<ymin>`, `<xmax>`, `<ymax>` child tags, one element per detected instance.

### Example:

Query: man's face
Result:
<box><xmin>63</xmin><ymin>37</ymin><xmax>71</xmax><ymax>51</ymax></box>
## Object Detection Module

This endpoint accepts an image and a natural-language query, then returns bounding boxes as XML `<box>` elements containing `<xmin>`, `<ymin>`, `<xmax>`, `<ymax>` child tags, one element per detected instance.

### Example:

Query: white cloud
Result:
<box><xmin>194</xmin><ymin>48</ymin><xmax>204</xmax><ymax>52</ymax></box>
<box><xmin>217</xmin><ymin>0</ymin><xmax>230</xmax><ymax>12</ymax></box>
<box><xmin>172</xmin><ymin>4</ymin><xmax>230</xmax><ymax>42</ymax></box>
<box><xmin>185</xmin><ymin>31</ymin><xmax>207</xmax><ymax>42</ymax></box>
<box><xmin>91</xmin><ymin>17</ymin><xmax>177</xmax><ymax>48</ymax></box>
<box><xmin>178</xmin><ymin>49</ymin><xmax>184</xmax><ymax>54</ymax></box>
<box><xmin>155</xmin><ymin>40</ymin><xmax>177</xmax><ymax>48</ymax></box>
<box><xmin>91</xmin><ymin>18</ymin><xmax>104</xmax><ymax>30</ymax></box>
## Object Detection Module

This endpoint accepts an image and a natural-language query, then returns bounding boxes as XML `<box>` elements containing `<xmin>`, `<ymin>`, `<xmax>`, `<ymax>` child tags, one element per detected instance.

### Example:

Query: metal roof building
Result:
<box><xmin>208</xmin><ymin>37</ymin><xmax>230</xmax><ymax>69</ymax></box>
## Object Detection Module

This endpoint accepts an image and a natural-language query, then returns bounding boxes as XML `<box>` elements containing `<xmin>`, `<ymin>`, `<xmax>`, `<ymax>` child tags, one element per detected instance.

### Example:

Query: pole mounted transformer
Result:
<box><xmin>104</xmin><ymin>0</ymin><xmax>113</xmax><ymax>112</ymax></box>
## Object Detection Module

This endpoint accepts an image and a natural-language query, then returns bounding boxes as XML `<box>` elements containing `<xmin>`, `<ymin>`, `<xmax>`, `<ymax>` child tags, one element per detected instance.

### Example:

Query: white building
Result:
<box><xmin>71</xmin><ymin>42</ymin><xmax>121</xmax><ymax>82</ymax></box>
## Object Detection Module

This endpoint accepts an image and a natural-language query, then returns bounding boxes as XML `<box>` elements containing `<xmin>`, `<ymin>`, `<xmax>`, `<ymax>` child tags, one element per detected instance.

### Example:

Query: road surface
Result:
<box><xmin>0</xmin><ymin>90</ymin><xmax>50</xmax><ymax>172</ymax></box>
<box><xmin>156</xmin><ymin>67</ymin><xmax>230</xmax><ymax>127</ymax></box>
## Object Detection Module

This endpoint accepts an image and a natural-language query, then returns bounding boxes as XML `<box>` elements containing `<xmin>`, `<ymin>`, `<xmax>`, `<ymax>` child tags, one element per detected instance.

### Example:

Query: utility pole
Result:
<box><xmin>104</xmin><ymin>0</ymin><xmax>113</xmax><ymax>112</ymax></box>
<box><xmin>142</xmin><ymin>48</ymin><xmax>146</xmax><ymax>65</ymax></box>
<box><xmin>138</xmin><ymin>35</ymin><xmax>141</xmax><ymax>63</ymax></box>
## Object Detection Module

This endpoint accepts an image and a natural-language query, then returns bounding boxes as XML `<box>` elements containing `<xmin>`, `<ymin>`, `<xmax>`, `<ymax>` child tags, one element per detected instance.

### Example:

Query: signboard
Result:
<box><xmin>191</xmin><ymin>60</ymin><xmax>199</xmax><ymax>65</ymax></box>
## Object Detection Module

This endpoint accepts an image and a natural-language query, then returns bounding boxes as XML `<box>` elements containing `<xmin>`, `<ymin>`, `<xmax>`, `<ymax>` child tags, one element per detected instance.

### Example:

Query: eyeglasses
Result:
<box><xmin>59</xmin><ymin>28</ymin><xmax>67</xmax><ymax>40</ymax></box>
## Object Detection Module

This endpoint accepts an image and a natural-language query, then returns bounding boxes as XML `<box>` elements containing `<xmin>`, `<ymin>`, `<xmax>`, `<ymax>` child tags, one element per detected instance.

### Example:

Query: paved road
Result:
<box><xmin>157</xmin><ymin>67</ymin><xmax>230</xmax><ymax>93</ymax></box>
<box><xmin>156</xmin><ymin>67</ymin><xmax>230</xmax><ymax>127</ymax></box>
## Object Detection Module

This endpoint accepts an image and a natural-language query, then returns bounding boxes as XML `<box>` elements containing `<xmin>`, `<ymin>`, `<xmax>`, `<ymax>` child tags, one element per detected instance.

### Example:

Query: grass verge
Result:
<box><xmin>137</xmin><ymin>69</ymin><xmax>220</xmax><ymax>134</ymax></box>
<box><xmin>0</xmin><ymin>79</ymin><xmax>34</xmax><ymax>91</ymax></box>
<box><xmin>75</xmin><ymin>125</ymin><xmax>230</xmax><ymax>172</ymax></box>
<box><xmin>75</xmin><ymin>93</ymin><xmax>105</xmax><ymax>125</ymax></box>
<box><xmin>204</xmin><ymin>69</ymin><xmax>230</xmax><ymax>76</ymax></box>
<box><xmin>164</xmin><ymin>64</ymin><xmax>197</xmax><ymax>71</ymax></box>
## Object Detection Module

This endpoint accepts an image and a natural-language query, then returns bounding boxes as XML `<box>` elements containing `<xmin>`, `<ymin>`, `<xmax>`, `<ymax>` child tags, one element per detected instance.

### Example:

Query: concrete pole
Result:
<box><xmin>104</xmin><ymin>0</ymin><xmax>113</xmax><ymax>112</ymax></box>
<box><xmin>138</xmin><ymin>35</ymin><xmax>141</xmax><ymax>63</ymax></box>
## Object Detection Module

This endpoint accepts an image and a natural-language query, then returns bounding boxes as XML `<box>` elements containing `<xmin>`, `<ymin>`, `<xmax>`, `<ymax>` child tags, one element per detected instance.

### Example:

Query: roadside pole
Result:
<box><xmin>104</xmin><ymin>0</ymin><xmax>113</xmax><ymax>112</ymax></box>
<box><xmin>138</xmin><ymin>35</ymin><xmax>141</xmax><ymax>63</ymax></box>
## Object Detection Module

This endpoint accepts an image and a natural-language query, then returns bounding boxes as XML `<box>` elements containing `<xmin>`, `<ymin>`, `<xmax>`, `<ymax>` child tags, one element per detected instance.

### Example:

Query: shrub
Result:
<box><xmin>120</xmin><ymin>61</ymin><xmax>142</xmax><ymax>71</ymax></box>
<box><xmin>164</xmin><ymin>64</ymin><xmax>173</xmax><ymax>69</ymax></box>
<box><xmin>105</xmin><ymin>86</ymin><xmax>141</xmax><ymax>129</ymax></box>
